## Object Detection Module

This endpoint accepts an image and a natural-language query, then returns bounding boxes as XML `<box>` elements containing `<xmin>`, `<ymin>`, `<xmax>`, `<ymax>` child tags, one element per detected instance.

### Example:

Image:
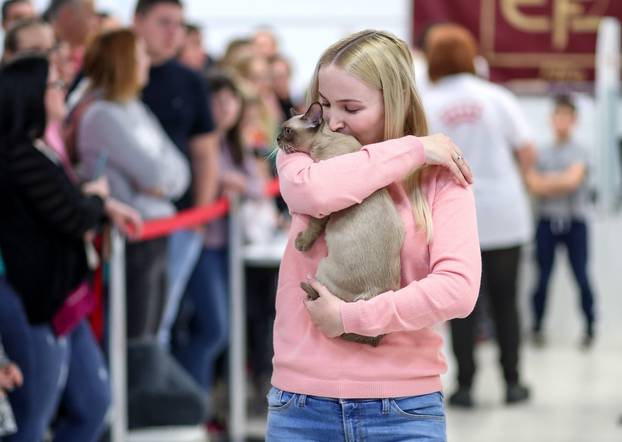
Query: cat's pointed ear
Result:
<box><xmin>301</xmin><ymin>102</ymin><xmax>323</xmax><ymax>128</ymax></box>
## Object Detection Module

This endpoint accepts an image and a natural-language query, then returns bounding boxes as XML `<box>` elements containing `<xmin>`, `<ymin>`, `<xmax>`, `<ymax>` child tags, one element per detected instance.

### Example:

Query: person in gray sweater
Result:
<box><xmin>77</xmin><ymin>29</ymin><xmax>189</xmax><ymax>339</ymax></box>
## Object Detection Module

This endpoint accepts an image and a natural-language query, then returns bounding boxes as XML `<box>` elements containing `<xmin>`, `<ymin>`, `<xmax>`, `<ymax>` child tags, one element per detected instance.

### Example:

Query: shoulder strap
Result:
<box><xmin>62</xmin><ymin>91</ymin><xmax>100</xmax><ymax>165</ymax></box>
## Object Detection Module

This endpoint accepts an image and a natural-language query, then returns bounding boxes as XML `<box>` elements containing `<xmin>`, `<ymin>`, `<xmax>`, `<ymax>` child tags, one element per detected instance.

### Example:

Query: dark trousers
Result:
<box><xmin>173</xmin><ymin>247</ymin><xmax>229</xmax><ymax>401</ymax></box>
<box><xmin>450</xmin><ymin>246</ymin><xmax>521</xmax><ymax>388</ymax></box>
<box><xmin>531</xmin><ymin>218</ymin><xmax>595</xmax><ymax>334</ymax></box>
<box><xmin>126</xmin><ymin>237</ymin><xmax>168</xmax><ymax>339</ymax></box>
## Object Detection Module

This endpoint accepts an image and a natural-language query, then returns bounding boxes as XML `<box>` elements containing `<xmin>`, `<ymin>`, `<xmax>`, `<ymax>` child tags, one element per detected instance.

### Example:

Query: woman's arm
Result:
<box><xmin>277</xmin><ymin>136</ymin><xmax>425</xmax><ymax>218</ymax></box>
<box><xmin>339</xmin><ymin>173</ymin><xmax>481</xmax><ymax>336</ymax></box>
<box><xmin>10</xmin><ymin>144</ymin><xmax>105</xmax><ymax>238</ymax></box>
<box><xmin>525</xmin><ymin>163</ymin><xmax>587</xmax><ymax>198</ymax></box>
<box><xmin>80</xmin><ymin>105</ymin><xmax>190</xmax><ymax>198</ymax></box>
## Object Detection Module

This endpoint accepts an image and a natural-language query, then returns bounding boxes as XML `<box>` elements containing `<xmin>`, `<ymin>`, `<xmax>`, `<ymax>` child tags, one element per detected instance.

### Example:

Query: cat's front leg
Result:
<box><xmin>295</xmin><ymin>217</ymin><xmax>329</xmax><ymax>252</ymax></box>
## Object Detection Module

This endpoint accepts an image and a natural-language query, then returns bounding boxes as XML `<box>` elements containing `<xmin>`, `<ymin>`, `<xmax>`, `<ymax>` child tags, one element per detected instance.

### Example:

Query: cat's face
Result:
<box><xmin>276</xmin><ymin>102</ymin><xmax>323</xmax><ymax>154</ymax></box>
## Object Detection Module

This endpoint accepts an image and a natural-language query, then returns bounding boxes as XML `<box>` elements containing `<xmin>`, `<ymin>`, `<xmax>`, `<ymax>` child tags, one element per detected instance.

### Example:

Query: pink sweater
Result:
<box><xmin>272</xmin><ymin>136</ymin><xmax>481</xmax><ymax>399</ymax></box>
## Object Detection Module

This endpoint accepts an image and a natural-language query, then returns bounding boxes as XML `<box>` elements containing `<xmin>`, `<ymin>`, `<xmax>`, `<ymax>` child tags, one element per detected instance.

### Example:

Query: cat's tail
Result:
<box><xmin>300</xmin><ymin>282</ymin><xmax>319</xmax><ymax>300</ymax></box>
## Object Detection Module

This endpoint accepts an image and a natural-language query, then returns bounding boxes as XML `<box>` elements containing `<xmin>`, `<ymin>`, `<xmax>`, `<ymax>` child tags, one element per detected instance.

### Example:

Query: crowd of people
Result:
<box><xmin>0</xmin><ymin>0</ymin><xmax>292</xmax><ymax>439</ymax></box>
<box><xmin>0</xmin><ymin>0</ymin><xmax>597</xmax><ymax>441</ymax></box>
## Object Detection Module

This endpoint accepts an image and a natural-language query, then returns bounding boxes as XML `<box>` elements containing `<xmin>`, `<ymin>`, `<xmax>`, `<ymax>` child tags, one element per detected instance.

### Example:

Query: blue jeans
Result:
<box><xmin>158</xmin><ymin>229</ymin><xmax>204</xmax><ymax>347</ymax></box>
<box><xmin>173</xmin><ymin>247</ymin><xmax>229</xmax><ymax>406</ymax></box>
<box><xmin>0</xmin><ymin>280</ymin><xmax>65</xmax><ymax>442</ymax></box>
<box><xmin>266</xmin><ymin>387</ymin><xmax>446</xmax><ymax>442</ymax></box>
<box><xmin>53</xmin><ymin>321</ymin><xmax>111</xmax><ymax>442</ymax></box>
<box><xmin>532</xmin><ymin>218</ymin><xmax>596</xmax><ymax>334</ymax></box>
<box><xmin>0</xmin><ymin>282</ymin><xmax>109</xmax><ymax>442</ymax></box>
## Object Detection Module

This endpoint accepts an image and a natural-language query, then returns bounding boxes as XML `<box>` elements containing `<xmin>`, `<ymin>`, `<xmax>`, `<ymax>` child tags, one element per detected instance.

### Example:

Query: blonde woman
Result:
<box><xmin>267</xmin><ymin>30</ymin><xmax>480</xmax><ymax>441</ymax></box>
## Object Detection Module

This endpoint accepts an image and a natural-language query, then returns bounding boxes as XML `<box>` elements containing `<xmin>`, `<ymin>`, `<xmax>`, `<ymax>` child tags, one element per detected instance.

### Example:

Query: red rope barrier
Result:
<box><xmin>137</xmin><ymin>177</ymin><xmax>280</xmax><ymax>241</ymax></box>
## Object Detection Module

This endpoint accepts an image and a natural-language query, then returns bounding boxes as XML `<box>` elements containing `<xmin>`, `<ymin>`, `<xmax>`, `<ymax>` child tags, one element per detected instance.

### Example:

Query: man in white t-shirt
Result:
<box><xmin>422</xmin><ymin>23</ymin><xmax>535</xmax><ymax>408</ymax></box>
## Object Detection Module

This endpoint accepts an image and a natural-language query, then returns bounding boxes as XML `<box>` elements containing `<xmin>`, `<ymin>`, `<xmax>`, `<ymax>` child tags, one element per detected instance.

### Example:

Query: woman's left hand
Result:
<box><xmin>303</xmin><ymin>279</ymin><xmax>345</xmax><ymax>338</ymax></box>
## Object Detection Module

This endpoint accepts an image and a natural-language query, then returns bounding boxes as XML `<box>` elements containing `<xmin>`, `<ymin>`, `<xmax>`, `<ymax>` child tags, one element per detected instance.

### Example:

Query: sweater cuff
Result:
<box><xmin>410</xmin><ymin>136</ymin><xmax>426</xmax><ymax>168</ymax></box>
<box><xmin>340</xmin><ymin>300</ymin><xmax>364</xmax><ymax>335</ymax></box>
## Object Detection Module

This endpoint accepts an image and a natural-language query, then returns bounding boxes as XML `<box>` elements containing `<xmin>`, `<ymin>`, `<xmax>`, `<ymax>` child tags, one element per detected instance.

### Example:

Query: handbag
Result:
<box><xmin>51</xmin><ymin>280</ymin><xmax>95</xmax><ymax>337</ymax></box>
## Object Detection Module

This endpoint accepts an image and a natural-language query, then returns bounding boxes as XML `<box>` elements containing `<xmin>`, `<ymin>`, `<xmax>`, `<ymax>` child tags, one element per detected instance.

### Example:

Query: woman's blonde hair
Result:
<box><xmin>307</xmin><ymin>30</ymin><xmax>433</xmax><ymax>240</ymax></box>
<box><xmin>83</xmin><ymin>29</ymin><xmax>141</xmax><ymax>102</ymax></box>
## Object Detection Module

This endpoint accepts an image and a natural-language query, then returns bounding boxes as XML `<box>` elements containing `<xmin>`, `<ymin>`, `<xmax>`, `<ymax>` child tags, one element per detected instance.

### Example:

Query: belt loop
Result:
<box><xmin>297</xmin><ymin>394</ymin><xmax>307</xmax><ymax>407</ymax></box>
<box><xmin>276</xmin><ymin>389</ymin><xmax>283</xmax><ymax>403</ymax></box>
<box><xmin>381</xmin><ymin>398</ymin><xmax>390</xmax><ymax>414</ymax></box>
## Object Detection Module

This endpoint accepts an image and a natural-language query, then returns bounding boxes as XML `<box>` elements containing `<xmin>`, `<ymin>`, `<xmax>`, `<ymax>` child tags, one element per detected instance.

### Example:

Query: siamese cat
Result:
<box><xmin>277</xmin><ymin>102</ymin><xmax>405</xmax><ymax>347</ymax></box>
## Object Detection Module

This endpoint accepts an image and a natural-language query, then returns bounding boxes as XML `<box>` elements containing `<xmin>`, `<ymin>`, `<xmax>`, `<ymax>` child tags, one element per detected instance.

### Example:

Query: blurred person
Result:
<box><xmin>76</xmin><ymin>27</ymin><xmax>209</xmax><ymax>429</ymax></box>
<box><xmin>2</xmin><ymin>16</ymin><xmax>55</xmax><ymax>61</ymax></box>
<box><xmin>78</xmin><ymin>28</ymin><xmax>190</xmax><ymax>339</ymax></box>
<box><xmin>230</xmin><ymin>54</ymin><xmax>282</xmax><ymax>144</ymax></box>
<box><xmin>253</xmin><ymin>26</ymin><xmax>278</xmax><ymax>60</ymax></box>
<box><xmin>1</xmin><ymin>0</ymin><xmax>35</xmax><ymax>32</ymax></box>
<box><xmin>172</xmin><ymin>69</ymin><xmax>263</xmax><ymax>424</ymax></box>
<box><xmin>219</xmin><ymin>36</ymin><xmax>253</xmax><ymax>70</ymax></box>
<box><xmin>178</xmin><ymin>23</ymin><xmax>213</xmax><ymax>72</ymax></box>
<box><xmin>44</xmin><ymin>0</ymin><xmax>98</xmax><ymax>88</ymax></box>
<box><xmin>0</xmin><ymin>55</ymin><xmax>140</xmax><ymax>442</ymax></box>
<box><xmin>422</xmin><ymin>23</ymin><xmax>534</xmax><ymax>408</ymax></box>
<box><xmin>133</xmin><ymin>0</ymin><xmax>219</xmax><ymax>350</ymax></box>
<box><xmin>524</xmin><ymin>94</ymin><xmax>596</xmax><ymax>348</ymax></box>
<box><xmin>96</xmin><ymin>10</ymin><xmax>121</xmax><ymax>32</ymax></box>
<box><xmin>270</xmin><ymin>54</ymin><xmax>296</xmax><ymax>117</ymax></box>
<box><xmin>0</xmin><ymin>18</ymin><xmax>74</xmax><ymax>174</ymax></box>
<box><xmin>267</xmin><ymin>29</ymin><xmax>477</xmax><ymax>440</ymax></box>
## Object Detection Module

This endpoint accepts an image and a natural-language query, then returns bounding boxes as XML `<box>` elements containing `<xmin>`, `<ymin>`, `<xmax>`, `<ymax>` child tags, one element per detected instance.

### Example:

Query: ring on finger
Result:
<box><xmin>453</xmin><ymin>152</ymin><xmax>464</xmax><ymax>162</ymax></box>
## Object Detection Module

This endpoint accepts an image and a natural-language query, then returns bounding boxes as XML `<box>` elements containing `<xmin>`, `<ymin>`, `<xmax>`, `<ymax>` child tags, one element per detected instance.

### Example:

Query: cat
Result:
<box><xmin>277</xmin><ymin>102</ymin><xmax>405</xmax><ymax>346</ymax></box>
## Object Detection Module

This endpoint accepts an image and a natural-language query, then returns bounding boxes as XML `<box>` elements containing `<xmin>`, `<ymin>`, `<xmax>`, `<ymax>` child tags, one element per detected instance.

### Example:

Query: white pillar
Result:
<box><xmin>109</xmin><ymin>228</ymin><xmax>128</xmax><ymax>442</ymax></box>
<box><xmin>595</xmin><ymin>17</ymin><xmax>621</xmax><ymax>214</ymax></box>
<box><xmin>228</xmin><ymin>196</ymin><xmax>247</xmax><ymax>442</ymax></box>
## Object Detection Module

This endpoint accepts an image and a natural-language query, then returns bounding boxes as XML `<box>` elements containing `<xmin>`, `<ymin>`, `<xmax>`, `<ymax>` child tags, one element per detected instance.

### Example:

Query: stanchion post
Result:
<box><xmin>228</xmin><ymin>195</ymin><xmax>247</xmax><ymax>442</ymax></box>
<box><xmin>109</xmin><ymin>228</ymin><xmax>128</xmax><ymax>442</ymax></box>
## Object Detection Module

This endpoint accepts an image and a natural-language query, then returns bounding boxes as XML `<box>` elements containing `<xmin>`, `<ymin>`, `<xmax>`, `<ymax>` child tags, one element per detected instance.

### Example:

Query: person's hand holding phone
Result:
<box><xmin>82</xmin><ymin>176</ymin><xmax>110</xmax><ymax>200</ymax></box>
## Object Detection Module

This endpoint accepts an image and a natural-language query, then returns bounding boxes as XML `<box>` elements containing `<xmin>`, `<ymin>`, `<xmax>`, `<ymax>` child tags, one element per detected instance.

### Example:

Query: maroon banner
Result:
<box><xmin>414</xmin><ymin>0</ymin><xmax>622</xmax><ymax>84</ymax></box>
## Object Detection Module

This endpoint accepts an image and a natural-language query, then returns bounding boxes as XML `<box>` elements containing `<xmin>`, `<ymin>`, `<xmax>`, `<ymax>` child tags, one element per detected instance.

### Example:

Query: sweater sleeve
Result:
<box><xmin>340</xmin><ymin>172</ymin><xmax>481</xmax><ymax>335</ymax></box>
<box><xmin>10</xmin><ymin>144</ymin><xmax>105</xmax><ymax>238</ymax></box>
<box><xmin>80</xmin><ymin>103</ymin><xmax>190</xmax><ymax>199</ymax></box>
<box><xmin>276</xmin><ymin>135</ymin><xmax>425</xmax><ymax>218</ymax></box>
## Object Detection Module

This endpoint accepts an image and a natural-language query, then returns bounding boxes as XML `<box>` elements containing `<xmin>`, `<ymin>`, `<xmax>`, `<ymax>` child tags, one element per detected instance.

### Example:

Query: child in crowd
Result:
<box><xmin>525</xmin><ymin>94</ymin><xmax>596</xmax><ymax>348</ymax></box>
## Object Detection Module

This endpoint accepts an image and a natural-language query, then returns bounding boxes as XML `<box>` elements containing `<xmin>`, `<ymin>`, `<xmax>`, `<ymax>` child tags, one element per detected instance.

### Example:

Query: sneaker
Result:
<box><xmin>505</xmin><ymin>383</ymin><xmax>530</xmax><ymax>404</ymax></box>
<box><xmin>580</xmin><ymin>333</ymin><xmax>595</xmax><ymax>350</ymax></box>
<box><xmin>448</xmin><ymin>386</ymin><xmax>474</xmax><ymax>408</ymax></box>
<box><xmin>532</xmin><ymin>330</ymin><xmax>546</xmax><ymax>348</ymax></box>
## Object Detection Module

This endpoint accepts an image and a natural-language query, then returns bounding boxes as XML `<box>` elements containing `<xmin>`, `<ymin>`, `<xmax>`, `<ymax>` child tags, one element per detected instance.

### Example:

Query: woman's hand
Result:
<box><xmin>419</xmin><ymin>133</ymin><xmax>473</xmax><ymax>186</ymax></box>
<box><xmin>0</xmin><ymin>363</ymin><xmax>23</xmax><ymax>393</ymax></box>
<box><xmin>222</xmin><ymin>171</ymin><xmax>248</xmax><ymax>197</ymax></box>
<box><xmin>303</xmin><ymin>279</ymin><xmax>345</xmax><ymax>338</ymax></box>
<box><xmin>104</xmin><ymin>198</ymin><xmax>143</xmax><ymax>240</ymax></box>
<box><xmin>82</xmin><ymin>176</ymin><xmax>110</xmax><ymax>200</ymax></box>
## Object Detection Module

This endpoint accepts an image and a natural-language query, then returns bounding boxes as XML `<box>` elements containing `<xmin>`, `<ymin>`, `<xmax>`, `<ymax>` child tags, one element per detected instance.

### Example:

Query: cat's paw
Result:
<box><xmin>295</xmin><ymin>231</ymin><xmax>314</xmax><ymax>252</ymax></box>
